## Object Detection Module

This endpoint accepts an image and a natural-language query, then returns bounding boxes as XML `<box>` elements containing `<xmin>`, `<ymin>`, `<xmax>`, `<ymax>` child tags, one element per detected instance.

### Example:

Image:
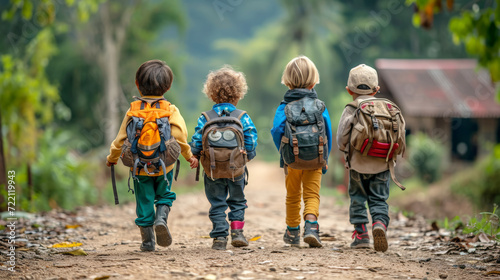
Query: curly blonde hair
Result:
<box><xmin>203</xmin><ymin>66</ymin><xmax>248</xmax><ymax>104</ymax></box>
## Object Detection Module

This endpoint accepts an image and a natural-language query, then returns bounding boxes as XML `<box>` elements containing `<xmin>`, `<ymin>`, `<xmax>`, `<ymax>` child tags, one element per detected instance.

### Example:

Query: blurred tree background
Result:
<box><xmin>0</xmin><ymin>0</ymin><xmax>498</xmax><ymax>213</ymax></box>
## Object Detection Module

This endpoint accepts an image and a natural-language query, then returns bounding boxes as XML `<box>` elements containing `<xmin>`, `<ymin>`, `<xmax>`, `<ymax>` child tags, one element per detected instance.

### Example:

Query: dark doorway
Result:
<box><xmin>451</xmin><ymin>118</ymin><xmax>478</xmax><ymax>161</ymax></box>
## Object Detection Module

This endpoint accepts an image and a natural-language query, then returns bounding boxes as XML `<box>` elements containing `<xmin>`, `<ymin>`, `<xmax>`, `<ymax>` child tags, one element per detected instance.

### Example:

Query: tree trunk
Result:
<box><xmin>103</xmin><ymin>41</ymin><xmax>120</xmax><ymax>145</ymax></box>
<box><xmin>0</xmin><ymin>110</ymin><xmax>7</xmax><ymax>211</ymax></box>
<box><xmin>27</xmin><ymin>163</ymin><xmax>33</xmax><ymax>211</ymax></box>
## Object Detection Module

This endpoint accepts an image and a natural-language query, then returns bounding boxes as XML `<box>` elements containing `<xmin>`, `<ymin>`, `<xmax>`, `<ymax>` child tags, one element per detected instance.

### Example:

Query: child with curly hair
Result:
<box><xmin>190</xmin><ymin>66</ymin><xmax>258</xmax><ymax>250</ymax></box>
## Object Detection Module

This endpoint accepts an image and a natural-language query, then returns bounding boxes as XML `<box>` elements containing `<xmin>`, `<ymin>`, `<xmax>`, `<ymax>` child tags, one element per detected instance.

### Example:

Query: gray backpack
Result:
<box><xmin>280</xmin><ymin>97</ymin><xmax>328</xmax><ymax>172</ymax></box>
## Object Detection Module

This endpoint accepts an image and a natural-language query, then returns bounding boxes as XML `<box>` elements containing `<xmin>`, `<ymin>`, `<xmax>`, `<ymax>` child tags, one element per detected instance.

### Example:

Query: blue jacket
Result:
<box><xmin>270</xmin><ymin>88</ymin><xmax>332</xmax><ymax>173</ymax></box>
<box><xmin>190</xmin><ymin>103</ymin><xmax>258</xmax><ymax>160</ymax></box>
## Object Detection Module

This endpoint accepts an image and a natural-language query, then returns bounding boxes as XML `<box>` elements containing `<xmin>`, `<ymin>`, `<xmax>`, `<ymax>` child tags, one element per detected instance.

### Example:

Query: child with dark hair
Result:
<box><xmin>106</xmin><ymin>60</ymin><xmax>197</xmax><ymax>251</ymax></box>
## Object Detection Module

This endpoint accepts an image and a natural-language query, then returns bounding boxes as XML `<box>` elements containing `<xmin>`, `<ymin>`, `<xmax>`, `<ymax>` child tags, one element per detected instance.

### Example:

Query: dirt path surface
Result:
<box><xmin>2</xmin><ymin>161</ymin><xmax>499</xmax><ymax>279</ymax></box>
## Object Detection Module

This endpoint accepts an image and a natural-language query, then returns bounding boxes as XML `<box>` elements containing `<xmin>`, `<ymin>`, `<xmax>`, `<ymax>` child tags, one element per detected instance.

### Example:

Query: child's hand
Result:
<box><xmin>187</xmin><ymin>156</ymin><xmax>198</xmax><ymax>169</ymax></box>
<box><xmin>106</xmin><ymin>160</ymin><xmax>116</xmax><ymax>167</ymax></box>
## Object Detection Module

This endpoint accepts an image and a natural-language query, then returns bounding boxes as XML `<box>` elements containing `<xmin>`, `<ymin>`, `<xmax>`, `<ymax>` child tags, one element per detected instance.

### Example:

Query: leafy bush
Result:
<box><xmin>20</xmin><ymin>129</ymin><xmax>97</xmax><ymax>211</ymax></box>
<box><xmin>463</xmin><ymin>204</ymin><xmax>500</xmax><ymax>241</ymax></box>
<box><xmin>451</xmin><ymin>144</ymin><xmax>500</xmax><ymax>208</ymax></box>
<box><xmin>407</xmin><ymin>132</ymin><xmax>445</xmax><ymax>183</ymax></box>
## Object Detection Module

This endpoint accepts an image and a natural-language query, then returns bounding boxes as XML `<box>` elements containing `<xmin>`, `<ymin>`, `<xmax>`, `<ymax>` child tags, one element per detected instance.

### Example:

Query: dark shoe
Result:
<box><xmin>230</xmin><ymin>221</ymin><xmax>248</xmax><ymax>247</ymax></box>
<box><xmin>372</xmin><ymin>221</ymin><xmax>388</xmax><ymax>252</ymax></box>
<box><xmin>303</xmin><ymin>221</ymin><xmax>322</xmax><ymax>248</ymax></box>
<box><xmin>212</xmin><ymin>237</ymin><xmax>228</xmax><ymax>250</ymax></box>
<box><xmin>154</xmin><ymin>205</ymin><xmax>172</xmax><ymax>247</ymax></box>
<box><xmin>283</xmin><ymin>227</ymin><xmax>300</xmax><ymax>247</ymax></box>
<box><xmin>139</xmin><ymin>226</ymin><xmax>155</xmax><ymax>251</ymax></box>
<box><xmin>350</xmin><ymin>230</ymin><xmax>370</xmax><ymax>249</ymax></box>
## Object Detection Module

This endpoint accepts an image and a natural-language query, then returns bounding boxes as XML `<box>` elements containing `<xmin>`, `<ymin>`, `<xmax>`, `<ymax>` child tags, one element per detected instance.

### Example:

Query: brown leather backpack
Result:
<box><xmin>199</xmin><ymin>109</ymin><xmax>247</xmax><ymax>181</ymax></box>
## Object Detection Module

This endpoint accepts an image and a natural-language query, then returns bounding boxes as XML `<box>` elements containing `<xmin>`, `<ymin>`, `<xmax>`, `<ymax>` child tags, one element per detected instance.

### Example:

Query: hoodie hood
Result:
<box><xmin>282</xmin><ymin>88</ymin><xmax>318</xmax><ymax>104</ymax></box>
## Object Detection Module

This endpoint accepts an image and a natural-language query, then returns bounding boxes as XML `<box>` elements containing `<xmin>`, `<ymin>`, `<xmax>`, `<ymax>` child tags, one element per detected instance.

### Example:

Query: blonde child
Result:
<box><xmin>270</xmin><ymin>56</ymin><xmax>332</xmax><ymax>248</ymax></box>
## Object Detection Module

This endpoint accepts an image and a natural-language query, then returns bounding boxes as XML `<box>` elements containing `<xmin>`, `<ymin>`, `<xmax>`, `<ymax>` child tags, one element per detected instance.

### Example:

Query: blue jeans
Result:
<box><xmin>348</xmin><ymin>170</ymin><xmax>390</xmax><ymax>227</ymax></box>
<box><xmin>204</xmin><ymin>174</ymin><xmax>247</xmax><ymax>238</ymax></box>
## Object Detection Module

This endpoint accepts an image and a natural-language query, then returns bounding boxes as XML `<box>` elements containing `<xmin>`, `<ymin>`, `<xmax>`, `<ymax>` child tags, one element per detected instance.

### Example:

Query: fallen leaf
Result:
<box><xmin>485</xmin><ymin>271</ymin><xmax>500</xmax><ymax>275</ymax></box>
<box><xmin>477</xmin><ymin>232</ymin><xmax>491</xmax><ymax>242</ymax></box>
<box><xmin>431</xmin><ymin>221</ymin><xmax>439</xmax><ymax>231</ymax></box>
<box><xmin>200</xmin><ymin>236</ymin><xmax>211</xmax><ymax>239</ymax></box>
<box><xmin>249</xmin><ymin>235</ymin><xmax>262</xmax><ymax>242</ymax></box>
<box><xmin>16</xmin><ymin>248</ymin><xmax>30</xmax><ymax>251</ymax></box>
<box><xmin>94</xmin><ymin>276</ymin><xmax>110</xmax><ymax>280</ymax></box>
<box><xmin>62</xmin><ymin>249</ymin><xmax>88</xmax><ymax>256</ymax></box>
<box><xmin>65</xmin><ymin>224</ymin><xmax>82</xmax><ymax>229</ymax></box>
<box><xmin>51</xmin><ymin>242</ymin><xmax>82</xmax><ymax>248</ymax></box>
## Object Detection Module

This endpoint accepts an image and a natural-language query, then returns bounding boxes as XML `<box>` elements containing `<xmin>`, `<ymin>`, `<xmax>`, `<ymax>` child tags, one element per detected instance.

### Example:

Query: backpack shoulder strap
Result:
<box><xmin>202</xmin><ymin>109</ymin><xmax>220</xmax><ymax>121</ymax></box>
<box><xmin>230</xmin><ymin>109</ymin><xmax>246</xmax><ymax>120</ymax></box>
<box><xmin>345</xmin><ymin>100</ymin><xmax>358</xmax><ymax>110</ymax></box>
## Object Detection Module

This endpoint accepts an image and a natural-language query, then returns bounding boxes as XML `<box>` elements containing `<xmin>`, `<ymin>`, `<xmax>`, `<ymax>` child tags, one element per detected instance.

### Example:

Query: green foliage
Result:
<box><xmin>449</xmin><ymin>1</ymin><xmax>500</xmax><ymax>90</ymax></box>
<box><xmin>407</xmin><ymin>132</ymin><xmax>445</xmax><ymax>183</ymax></box>
<box><xmin>440</xmin><ymin>215</ymin><xmax>463</xmax><ymax>234</ymax></box>
<box><xmin>26</xmin><ymin>129</ymin><xmax>97</xmax><ymax>211</ymax></box>
<box><xmin>451</xmin><ymin>144</ymin><xmax>500</xmax><ymax>208</ymax></box>
<box><xmin>2</xmin><ymin>0</ymin><xmax>102</xmax><ymax>23</ymax></box>
<box><xmin>409</xmin><ymin>0</ymin><xmax>500</xmax><ymax>99</ymax></box>
<box><xmin>0</xmin><ymin>29</ymin><xmax>66</xmax><ymax>164</ymax></box>
<box><xmin>463</xmin><ymin>204</ymin><xmax>500</xmax><ymax>241</ymax></box>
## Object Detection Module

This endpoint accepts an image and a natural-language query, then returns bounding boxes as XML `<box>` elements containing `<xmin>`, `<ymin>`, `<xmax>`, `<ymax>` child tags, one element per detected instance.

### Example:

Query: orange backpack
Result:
<box><xmin>120</xmin><ymin>97</ymin><xmax>181</xmax><ymax>183</ymax></box>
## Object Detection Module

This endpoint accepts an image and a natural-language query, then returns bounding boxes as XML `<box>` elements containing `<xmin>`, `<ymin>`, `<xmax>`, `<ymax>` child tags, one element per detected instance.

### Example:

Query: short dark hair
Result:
<box><xmin>135</xmin><ymin>60</ymin><xmax>173</xmax><ymax>96</ymax></box>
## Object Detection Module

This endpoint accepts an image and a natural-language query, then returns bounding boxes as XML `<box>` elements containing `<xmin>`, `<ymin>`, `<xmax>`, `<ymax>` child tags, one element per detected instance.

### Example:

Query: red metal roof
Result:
<box><xmin>375</xmin><ymin>59</ymin><xmax>500</xmax><ymax>118</ymax></box>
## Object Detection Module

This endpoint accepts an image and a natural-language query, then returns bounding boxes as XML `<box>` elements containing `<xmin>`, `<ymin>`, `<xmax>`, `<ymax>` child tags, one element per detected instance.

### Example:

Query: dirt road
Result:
<box><xmin>2</xmin><ymin>161</ymin><xmax>497</xmax><ymax>279</ymax></box>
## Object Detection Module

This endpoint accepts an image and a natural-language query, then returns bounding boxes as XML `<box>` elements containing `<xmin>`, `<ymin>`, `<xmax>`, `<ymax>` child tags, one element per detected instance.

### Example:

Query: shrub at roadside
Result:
<box><xmin>451</xmin><ymin>144</ymin><xmax>500</xmax><ymax>209</ymax></box>
<box><xmin>407</xmin><ymin>133</ymin><xmax>445</xmax><ymax>183</ymax></box>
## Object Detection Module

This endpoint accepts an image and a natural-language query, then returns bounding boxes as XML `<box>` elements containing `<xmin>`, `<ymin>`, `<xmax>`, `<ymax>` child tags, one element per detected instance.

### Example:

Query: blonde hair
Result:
<box><xmin>203</xmin><ymin>66</ymin><xmax>248</xmax><ymax>104</ymax></box>
<box><xmin>281</xmin><ymin>55</ymin><xmax>320</xmax><ymax>89</ymax></box>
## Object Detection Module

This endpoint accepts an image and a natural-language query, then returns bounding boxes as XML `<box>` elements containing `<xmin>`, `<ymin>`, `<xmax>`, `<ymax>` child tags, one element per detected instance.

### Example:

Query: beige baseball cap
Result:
<box><xmin>347</xmin><ymin>64</ymin><xmax>378</xmax><ymax>95</ymax></box>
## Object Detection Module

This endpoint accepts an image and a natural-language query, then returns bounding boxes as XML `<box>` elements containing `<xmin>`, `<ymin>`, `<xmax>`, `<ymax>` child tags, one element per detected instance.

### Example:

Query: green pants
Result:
<box><xmin>133</xmin><ymin>171</ymin><xmax>175</xmax><ymax>227</ymax></box>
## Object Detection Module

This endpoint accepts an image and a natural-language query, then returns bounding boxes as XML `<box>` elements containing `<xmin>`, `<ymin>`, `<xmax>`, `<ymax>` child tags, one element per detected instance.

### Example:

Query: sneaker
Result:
<box><xmin>350</xmin><ymin>230</ymin><xmax>370</xmax><ymax>249</ymax></box>
<box><xmin>303</xmin><ymin>221</ymin><xmax>322</xmax><ymax>248</ymax></box>
<box><xmin>372</xmin><ymin>221</ymin><xmax>388</xmax><ymax>252</ymax></box>
<box><xmin>283</xmin><ymin>227</ymin><xmax>300</xmax><ymax>247</ymax></box>
<box><xmin>230</xmin><ymin>221</ymin><xmax>249</xmax><ymax>247</ymax></box>
<box><xmin>212</xmin><ymin>237</ymin><xmax>227</xmax><ymax>250</ymax></box>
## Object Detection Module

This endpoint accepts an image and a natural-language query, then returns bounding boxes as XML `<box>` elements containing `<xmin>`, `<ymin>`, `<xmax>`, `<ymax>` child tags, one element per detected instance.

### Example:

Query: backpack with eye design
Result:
<box><xmin>199</xmin><ymin>109</ymin><xmax>247</xmax><ymax>181</ymax></box>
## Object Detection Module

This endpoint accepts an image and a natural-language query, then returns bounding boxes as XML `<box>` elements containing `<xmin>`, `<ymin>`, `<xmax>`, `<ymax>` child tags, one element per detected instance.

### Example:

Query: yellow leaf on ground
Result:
<box><xmin>93</xmin><ymin>276</ymin><xmax>110</xmax><ymax>280</ymax></box>
<box><xmin>62</xmin><ymin>249</ymin><xmax>88</xmax><ymax>256</ymax></box>
<box><xmin>249</xmin><ymin>235</ymin><xmax>262</xmax><ymax>242</ymax></box>
<box><xmin>51</xmin><ymin>242</ymin><xmax>82</xmax><ymax>248</ymax></box>
<box><xmin>200</xmin><ymin>236</ymin><xmax>211</xmax><ymax>239</ymax></box>
<box><xmin>65</xmin><ymin>224</ymin><xmax>82</xmax><ymax>229</ymax></box>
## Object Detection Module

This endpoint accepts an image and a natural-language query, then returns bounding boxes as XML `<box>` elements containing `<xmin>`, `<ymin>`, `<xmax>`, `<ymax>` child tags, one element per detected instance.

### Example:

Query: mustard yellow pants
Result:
<box><xmin>285</xmin><ymin>167</ymin><xmax>322</xmax><ymax>227</ymax></box>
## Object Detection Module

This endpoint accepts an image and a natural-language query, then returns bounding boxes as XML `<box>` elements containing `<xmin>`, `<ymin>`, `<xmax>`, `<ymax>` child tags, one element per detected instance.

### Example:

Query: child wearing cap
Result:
<box><xmin>337</xmin><ymin>64</ymin><xmax>406</xmax><ymax>252</ymax></box>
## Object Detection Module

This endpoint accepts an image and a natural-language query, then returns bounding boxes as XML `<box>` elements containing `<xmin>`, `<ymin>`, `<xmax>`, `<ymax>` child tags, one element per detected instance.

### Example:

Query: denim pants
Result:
<box><xmin>348</xmin><ymin>169</ymin><xmax>390</xmax><ymax>227</ymax></box>
<box><xmin>133</xmin><ymin>171</ymin><xmax>175</xmax><ymax>227</ymax></box>
<box><xmin>204</xmin><ymin>174</ymin><xmax>247</xmax><ymax>238</ymax></box>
